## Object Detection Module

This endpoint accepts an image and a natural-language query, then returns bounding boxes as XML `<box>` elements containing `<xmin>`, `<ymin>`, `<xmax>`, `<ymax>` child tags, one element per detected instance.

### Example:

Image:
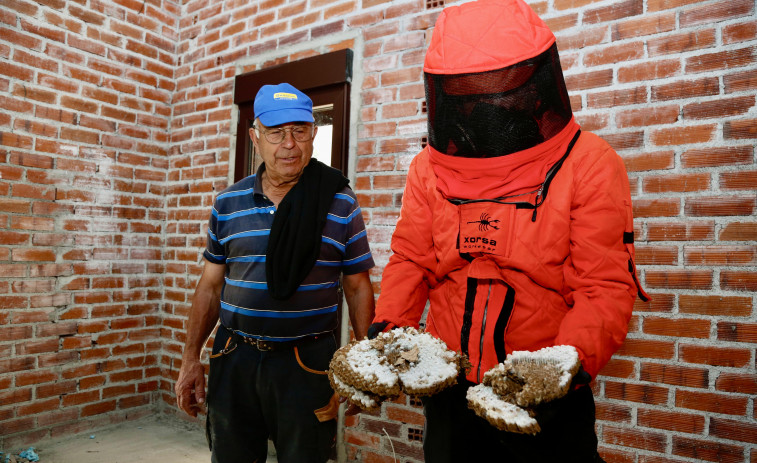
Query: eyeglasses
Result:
<box><xmin>254</xmin><ymin>125</ymin><xmax>314</xmax><ymax>144</ymax></box>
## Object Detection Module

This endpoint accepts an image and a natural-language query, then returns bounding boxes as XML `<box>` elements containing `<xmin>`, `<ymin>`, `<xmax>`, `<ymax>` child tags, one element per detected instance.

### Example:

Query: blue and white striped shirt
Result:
<box><xmin>203</xmin><ymin>167</ymin><xmax>374</xmax><ymax>341</ymax></box>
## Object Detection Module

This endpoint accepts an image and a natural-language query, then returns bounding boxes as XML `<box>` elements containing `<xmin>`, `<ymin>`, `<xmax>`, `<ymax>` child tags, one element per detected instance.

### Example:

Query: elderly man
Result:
<box><xmin>175</xmin><ymin>83</ymin><xmax>375</xmax><ymax>463</ymax></box>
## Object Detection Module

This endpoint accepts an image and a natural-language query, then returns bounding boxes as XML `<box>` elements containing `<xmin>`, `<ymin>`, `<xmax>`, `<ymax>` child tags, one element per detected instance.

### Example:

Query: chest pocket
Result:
<box><xmin>458</xmin><ymin>202</ymin><xmax>514</xmax><ymax>257</ymax></box>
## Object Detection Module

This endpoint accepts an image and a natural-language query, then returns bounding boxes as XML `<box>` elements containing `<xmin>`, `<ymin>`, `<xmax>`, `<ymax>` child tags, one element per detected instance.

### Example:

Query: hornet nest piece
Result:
<box><xmin>328</xmin><ymin>327</ymin><xmax>464</xmax><ymax>411</ymax></box>
<box><xmin>467</xmin><ymin>345</ymin><xmax>581</xmax><ymax>435</ymax></box>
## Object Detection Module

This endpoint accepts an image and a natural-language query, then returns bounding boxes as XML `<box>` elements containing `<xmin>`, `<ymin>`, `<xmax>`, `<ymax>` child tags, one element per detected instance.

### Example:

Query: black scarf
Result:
<box><xmin>266</xmin><ymin>159</ymin><xmax>350</xmax><ymax>300</ymax></box>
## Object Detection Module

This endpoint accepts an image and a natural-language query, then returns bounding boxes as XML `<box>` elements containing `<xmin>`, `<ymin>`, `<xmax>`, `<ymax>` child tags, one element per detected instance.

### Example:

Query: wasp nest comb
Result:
<box><xmin>467</xmin><ymin>345</ymin><xmax>581</xmax><ymax>435</ymax></box>
<box><xmin>329</xmin><ymin>327</ymin><xmax>462</xmax><ymax>411</ymax></box>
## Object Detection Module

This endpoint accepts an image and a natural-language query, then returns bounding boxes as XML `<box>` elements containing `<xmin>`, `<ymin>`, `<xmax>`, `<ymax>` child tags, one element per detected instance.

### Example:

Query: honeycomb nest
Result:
<box><xmin>328</xmin><ymin>327</ymin><xmax>463</xmax><ymax>410</ymax></box>
<box><xmin>467</xmin><ymin>345</ymin><xmax>581</xmax><ymax>434</ymax></box>
<box><xmin>467</xmin><ymin>383</ymin><xmax>541</xmax><ymax>435</ymax></box>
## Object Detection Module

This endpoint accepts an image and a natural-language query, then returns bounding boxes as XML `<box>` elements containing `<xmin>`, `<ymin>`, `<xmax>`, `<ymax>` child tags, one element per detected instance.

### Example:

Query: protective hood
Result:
<box><xmin>424</xmin><ymin>0</ymin><xmax>578</xmax><ymax>162</ymax></box>
<box><xmin>423</xmin><ymin>0</ymin><xmax>555</xmax><ymax>75</ymax></box>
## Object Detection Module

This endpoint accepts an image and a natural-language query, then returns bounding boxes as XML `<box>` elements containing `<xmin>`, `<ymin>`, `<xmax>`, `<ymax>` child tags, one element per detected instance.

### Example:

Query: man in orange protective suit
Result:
<box><xmin>369</xmin><ymin>0</ymin><xmax>648</xmax><ymax>461</ymax></box>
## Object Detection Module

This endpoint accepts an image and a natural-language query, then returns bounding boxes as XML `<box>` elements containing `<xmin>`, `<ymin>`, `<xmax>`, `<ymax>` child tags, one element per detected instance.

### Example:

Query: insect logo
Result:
<box><xmin>467</xmin><ymin>213</ymin><xmax>500</xmax><ymax>232</ymax></box>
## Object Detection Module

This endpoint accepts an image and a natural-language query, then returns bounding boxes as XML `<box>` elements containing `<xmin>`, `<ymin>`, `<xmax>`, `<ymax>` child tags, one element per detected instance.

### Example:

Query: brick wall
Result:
<box><xmin>1</xmin><ymin>0</ymin><xmax>755</xmax><ymax>461</ymax></box>
<box><xmin>0</xmin><ymin>0</ymin><xmax>179</xmax><ymax>448</ymax></box>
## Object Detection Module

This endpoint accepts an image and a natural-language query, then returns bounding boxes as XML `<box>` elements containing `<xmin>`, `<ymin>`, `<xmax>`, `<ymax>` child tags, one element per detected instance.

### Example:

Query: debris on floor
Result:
<box><xmin>0</xmin><ymin>447</ymin><xmax>40</xmax><ymax>462</ymax></box>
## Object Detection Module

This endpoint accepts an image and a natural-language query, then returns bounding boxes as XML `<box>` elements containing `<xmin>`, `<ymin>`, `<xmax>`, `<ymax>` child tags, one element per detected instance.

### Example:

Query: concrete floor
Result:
<box><xmin>31</xmin><ymin>417</ymin><xmax>211</xmax><ymax>463</ymax></box>
<box><xmin>22</xmin><ymin>416</ymin><xmax>279</xmax><ymax>463</ymax></box>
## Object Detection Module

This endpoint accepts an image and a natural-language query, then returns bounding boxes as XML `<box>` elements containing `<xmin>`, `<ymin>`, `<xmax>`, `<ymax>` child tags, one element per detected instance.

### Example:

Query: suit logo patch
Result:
<box><xmin>467</xmin><ymin>212</ymin><xmax>500</xmax><ymax>232</ymax></box>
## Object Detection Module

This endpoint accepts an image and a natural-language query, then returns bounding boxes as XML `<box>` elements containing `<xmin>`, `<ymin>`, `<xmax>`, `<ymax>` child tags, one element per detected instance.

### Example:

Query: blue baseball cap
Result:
<box><xmin>254</xmin><ymin>83</ymin><xmax>314</xmax><ymax>127</ymax></box>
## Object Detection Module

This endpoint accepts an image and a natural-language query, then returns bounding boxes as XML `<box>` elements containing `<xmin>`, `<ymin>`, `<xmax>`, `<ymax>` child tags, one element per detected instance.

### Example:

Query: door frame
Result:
<box><xmin>233</xmin><ymin>49</ymin><xmax>353</xmax><ymax>181</ymax></box>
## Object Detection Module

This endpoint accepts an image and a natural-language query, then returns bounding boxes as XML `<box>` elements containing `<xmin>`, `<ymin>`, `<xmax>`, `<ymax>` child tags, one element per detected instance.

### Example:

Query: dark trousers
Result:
<box><xmin>206</xmin><ymin>328</ymin><xmax>338</xmax><ymax>463</ymax></box>
<box><xmin>422</xmin><ymin>380</ymin><xmax>605</xmax><ymax>463</ymax></box>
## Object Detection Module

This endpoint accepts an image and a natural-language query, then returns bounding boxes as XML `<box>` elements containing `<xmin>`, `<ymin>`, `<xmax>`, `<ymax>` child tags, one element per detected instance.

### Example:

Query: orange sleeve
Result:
<box><xmin>555</xmin><ymin>133</ymin><xmax>638</xmax><ymax>378</ymax></box>
<box><xmin>374</xmin><ymin>152</ymin><xmax>437</xmax><ymax>328</ymax></box>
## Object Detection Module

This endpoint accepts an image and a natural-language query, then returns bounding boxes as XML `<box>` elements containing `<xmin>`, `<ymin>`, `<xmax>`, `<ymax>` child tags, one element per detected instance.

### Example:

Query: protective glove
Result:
<box><xmin>483</xmin><ymin>345</ymin><xmax>582</xmax><ymax>408</ymax></box>
<box><xmin>366</xmin><ymin>321</ymin><xmax>395</xmax><ymax>339</ymax></box>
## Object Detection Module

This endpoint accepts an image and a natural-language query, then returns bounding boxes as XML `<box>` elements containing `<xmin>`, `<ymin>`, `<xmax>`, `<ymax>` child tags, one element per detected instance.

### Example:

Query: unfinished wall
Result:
<box><xmin>0</xmin><ymin>0</ymin><xmax>179</xmax><ymax>447</ymax></box>
<box><xmin>1</xmin><ymin>0</ymin><xmax>756</xmax><ymax>461</ymax></box>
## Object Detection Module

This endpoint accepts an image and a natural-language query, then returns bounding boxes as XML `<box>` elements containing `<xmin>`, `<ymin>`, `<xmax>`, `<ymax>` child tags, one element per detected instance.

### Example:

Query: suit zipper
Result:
<box><xmin>476</xmin><ymin>280</ymin><xmax>492</xmax><ymax>382</ymax></box>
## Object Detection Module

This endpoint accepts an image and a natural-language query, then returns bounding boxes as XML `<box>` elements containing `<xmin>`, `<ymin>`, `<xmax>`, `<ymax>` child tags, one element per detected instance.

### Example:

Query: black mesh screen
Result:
<box><xmin>425</xmin><ymin>43</ymin><xmax>573</xmax><ymax>158</ymax></box>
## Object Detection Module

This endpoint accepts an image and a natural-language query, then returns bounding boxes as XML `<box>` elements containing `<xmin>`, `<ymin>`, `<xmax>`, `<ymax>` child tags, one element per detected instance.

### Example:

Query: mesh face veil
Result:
<box><xmin>425</xmin><ymin>43</ymin><xmax>573</xmax><ymax>158</ymax></box>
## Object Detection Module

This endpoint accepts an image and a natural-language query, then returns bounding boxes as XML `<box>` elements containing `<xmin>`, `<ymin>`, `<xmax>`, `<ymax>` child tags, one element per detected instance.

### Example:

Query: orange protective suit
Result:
<box><xmin>373</xmin><ymin>0</ymin><xmax>647</xmax><ymax>385</ymax></box>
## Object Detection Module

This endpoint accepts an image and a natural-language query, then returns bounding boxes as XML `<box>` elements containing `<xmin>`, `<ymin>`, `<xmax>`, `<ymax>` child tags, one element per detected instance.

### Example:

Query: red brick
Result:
<box><xmin>632</xmin><ymin>199</ymin><xmax>680</xmax><ymax>218</ymax></box>
<box><xmin>651</xmin><ymin>124</ymin><xmax>716</xmax><ymax>146</ymax></box>
<box><xmin>716</xmin><ymin>372</ymin><xmax>757</xmax><ymax>394</ymax></box>
<box><xmin>618</xmin><ymin>105</ymin><xmax>680</xmax><ymax>128</ymax></box>
<box><xmin>643</xmin><ymin>173</ymin><xmax>709</xmax><ymax>193</ymax></box>
<box><xmin>638</xmin><ymin>408</ymin><xmax>705</xmax><ymax>434</ymax></box>
<box><xmin>565</xmin><ymin>69</ymin><xmax>613</xmax><ymax>91</ymax></box>
<box><xmin>584</xmin><ymin>41</ymin><xmax>644</xmax><ymax>67</ymax></box>
<box><xmin>725</xmin><ymin>118</ymin><xmax>757</xmax><ymax>140</ymax></box>
<box><xmin>717</xmin><ymin>321</ymin><xmax>757</xmax><ymax>343</ymax></box>
<box><xmin>721</xmin><ymin>170</ymin><xmax>757</xmax><ymax>191</ymax></box>
<box><xmin>652</xmin><ymin>77</ymin><xmax>719</xmax><ymax>101</ymax></box>
<box><xmin>727</xmin><ymin>66</ymin><xmax>757</xmax><ymax>94</ymax></box>
<box><xmin>720</xmin><ymin>270</ymin><xmax>757</xmax><ymax>291</ymax></box>
<box><xmin>17</xmin><ymin>397</ymin><xmax>60</xmax><ymax>417</ymax></box>
<box><xmin>724</xmin><ymin>20</ymin><xmax>757</xmax><ymax>44</ymax></box>
<box><xmin>676</xmin><ymin>390</ymin><xmax>748</xmax><ymax>415</ymax></box>
<box><xmin>0</xmin><ymin>417</ymin><xmax>36</xmax><ymax>436</ymax></box>
<box><xmin>680</xmin><ymin>0</ymin><xmax>754</xmax><ymax>27</ymax></box>
<box><xmin>648</xmin><ymin>29</ymin><xmax>716</xmax><ymax>56</ymax></box>
<box><xmin>684</xmin><ymin>95</ymin><xmax>755</xmax><ymax>119</ymax></box>
<box><xmin>68</xmin><ymin>3</ymin><xmax>106</xmax><ymax>24</ymax></box>
<box><xmin>344</xmin><ymin>429</ymin><xmax>381</xmax><ymax>448</ymax></box>
<box><xmin>587</xmin><ymin>86</ymin><xmax>647</xmax><ymax>108</ymax></box>
<box><xmin>720</xmin><ymin>222</ymin><xmax>757</xmax><ymax>241</ymax></box>
<box><xmin>642</xmin><ymin>316</ymin><xmax>710</xmax><ymax>338</ymax></box>
<box><xmin>600</xmin><ymin>447</ymin><xmax>636</xmax><ymax>463</ymax></box>
<box><xmin>34</xmin><ymin>378</ymin><xmax>77</xmax><ymax>398</ymax></box>
<box><xmin>647</xmin><ymin>0</ymin><xmax>711</xmax><ymax>12</ymax></box>
<box><xmin>710</xmin><ymin>417</ymin><xmax>757</xmax><ymax>444</ymax></box>
<box><xmin>616</xmin><ymin>338</ymin><xmax>674</xmax><ymax>360</ymax></box>
<box><xmin>12</xmin><ymin>248</ymin><xmax>56</xmax><ymax>262</ymax></box>
<box><xmin>1</xmin><ymin>131</ymin><xmax>33</xmax><ymax>150</ymax></box>
<box><xmin>583</xmin><ymin>0</ymin><xmax>642</xmax><ymax>23</ymax></box>
<box><xmin>81</xmin><ymin>399</ymin><xmax>117</xmax><ymax>417</ymax></box>
<box><xmin>681</xmin><ymin>145</ymin><xmax>753</xmax><ymax>168</ymax></box>
<box><xmin>612</xmin><ymin>12</ymin><xmax>676</xmax><ymax>40</ymax></box>
<box><xmin>634</xmin><ymin>246</ymin><xmax>677</xmax><ymax>266</ymax></box>
<box><xmin>624</xmin><ymin>152</ymin><xmax>674</xmax><ymax>174</ymax></box>
<box><xmin>632</xmin><ymin>293</ymin><xmax>674</xmax><ymax>314</ymax></box>
<box><xmin>679</xmin><ymin>295</ymin><xmax>752</xmax><ymax>317</ymax></box>
<box><xmin>645</xmin><ymin>270</ymin><xmax>712</xmax><ymax>290</ymax></box>
<box><xmin>385</xmin><ymin>405</ymin><xmax>425</xmax><ymax>426</ymax></box>
<box><xmin>595</xmin><ymin>401</ymin><xmax>632</xmax><ymax>423</ymax></box>
<box><xmin>639</xmin><ymin>363</ymin><xmax>709</xmax><ymax>389</ymax></box>
<box><xmin>685</xmin><ymin>196</ymin><xmax>755</xmax><ymax>217</ymax></box>
<box><xmin>673</xmin><ymin>436</ymin><xmax>746</xmax><ymax>462</ymax></box>
<box><xmin>686</xmin><ymin>245</ymin><xmax>755</xmax><ymax>266</ymax></box>
<box><xmin>679</xmin><ymin>344</ymin><xmax>751</xmax><ymax>368</ymax></box>
<box><xmin>603</xmin><ymin>425</ymin><xmax>667</xmax><ymax>452</ymax></box>
<box><xmin>605</xmin><ymin>381</ymin><xmax>669</xmax><ymax>405</ymax></box>
<box><xmin>688</xmin><ymin>46</ymin><xmax>756</xmax><ymax>74</ymax></box>
<box><xmin>554</xmin><ymin>0</ymin><xmax>605</xmax><ymax>10</ymax></box>
<box><xmin>118</xmin><ymin>394</ymin><xmax>151</xmax><ymax>409</ymax></box>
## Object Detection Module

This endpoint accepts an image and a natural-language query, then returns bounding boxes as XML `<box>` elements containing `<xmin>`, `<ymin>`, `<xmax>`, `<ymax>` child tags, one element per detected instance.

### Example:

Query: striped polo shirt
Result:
<box><xmin>203</xmin><ymin>166</ymin><xmax>375</xmax><ymax>342</ymax></box>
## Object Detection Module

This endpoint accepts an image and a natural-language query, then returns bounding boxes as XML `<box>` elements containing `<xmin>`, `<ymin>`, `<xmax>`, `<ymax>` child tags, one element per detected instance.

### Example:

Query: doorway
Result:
<box><xmin>233</xmin><ymin>49</ymin><xmax>353</xmax><ymax>180</ymax></box>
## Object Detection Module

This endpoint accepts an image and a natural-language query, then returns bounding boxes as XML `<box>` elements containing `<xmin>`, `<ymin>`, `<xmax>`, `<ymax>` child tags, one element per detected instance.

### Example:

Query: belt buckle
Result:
<box><xmin>255</xmin><ymin>339</ymin><xmax>273</xmax><ymax>351</ymax></box>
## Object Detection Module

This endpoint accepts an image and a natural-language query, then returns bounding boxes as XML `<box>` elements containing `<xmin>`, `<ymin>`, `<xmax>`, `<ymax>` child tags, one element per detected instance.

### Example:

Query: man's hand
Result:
<box><xmin>175</xmin><ymin>358</ymin><xmax>207</xmax><ymax>417</ymax></box>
